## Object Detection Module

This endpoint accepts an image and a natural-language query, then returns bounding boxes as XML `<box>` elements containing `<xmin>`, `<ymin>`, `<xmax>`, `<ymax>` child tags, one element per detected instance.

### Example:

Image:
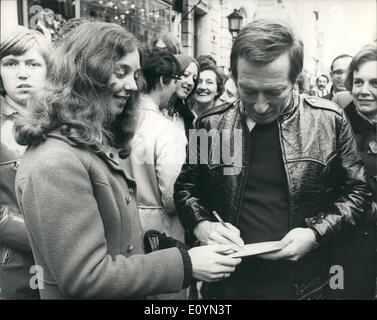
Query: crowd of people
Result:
<box><xmin>0</xmin><ymin>16</ymin><xmax>376</xmax><ymax>300</ymax></box>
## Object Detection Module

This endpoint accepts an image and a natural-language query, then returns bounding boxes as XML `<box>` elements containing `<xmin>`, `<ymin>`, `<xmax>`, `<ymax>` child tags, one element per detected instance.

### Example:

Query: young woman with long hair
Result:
<box><xmin>0</xmin><ymin>26</ymin><xmax>52</xmax><ymax>299</ymax></box>
<box><xmin>14</xmin><ymin>22</ymin><xmax>241</xmax><ymax>299</ymax></box>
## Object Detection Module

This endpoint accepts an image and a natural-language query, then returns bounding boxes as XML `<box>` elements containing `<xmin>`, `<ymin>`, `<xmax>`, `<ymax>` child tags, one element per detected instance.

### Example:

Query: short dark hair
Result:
<box><xmin>230</xmin><ymin>19</ymin><xmax>303</xmax><ymax>84</ymax></box>
<box><xmin>316</xmin><ymin>74</ymin><xmax>329</xmax><ymax>84</ymax></box>
<box><xmin>198</xmin><ymin>60</ymin><xmax>224</xmax><ymax>98</ymax></box>
<box><xmin>330</xmin><ymin>54</ymin><xmax>353</xmax><ymax>72</ymax></box>
<box><xmin>345</xmin><ymin>43</ymin><xmax>377</xmax><ymax>92</ymax></box>
<box><xmin>141</xmin><ymin>48</ymin><xmax>181</xmax><ymax>93</ymax></box>
<box><xmin>196</xmin><ymin>54</ymin><xmax>217</xmax><ymax>66</ymax></box>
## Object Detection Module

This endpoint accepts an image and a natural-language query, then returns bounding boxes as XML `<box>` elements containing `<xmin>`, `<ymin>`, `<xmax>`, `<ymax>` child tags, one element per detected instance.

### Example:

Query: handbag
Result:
<box><xmin>143</xmin><ymin>229</ymin><xmax>189</xmax><ymax>253</ymax></box>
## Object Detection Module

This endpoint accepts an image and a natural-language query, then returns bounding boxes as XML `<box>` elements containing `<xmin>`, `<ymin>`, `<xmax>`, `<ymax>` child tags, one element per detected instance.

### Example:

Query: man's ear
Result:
<box><xmin>0</xmin><ymin>77</ymin><xmax>5</xmax><ymax>96</ymax></box>
<box><xmin>157</xmin><ymin>76</ymin><xmax>165</xmax><ymax>91</ymax></box>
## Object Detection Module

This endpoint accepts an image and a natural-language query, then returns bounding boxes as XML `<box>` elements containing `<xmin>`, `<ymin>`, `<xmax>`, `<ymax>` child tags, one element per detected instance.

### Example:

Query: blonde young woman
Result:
<box><xmin>0</xmin><ymin>26</ymin><xmax>52</xmax><ymax>299</ymax></box>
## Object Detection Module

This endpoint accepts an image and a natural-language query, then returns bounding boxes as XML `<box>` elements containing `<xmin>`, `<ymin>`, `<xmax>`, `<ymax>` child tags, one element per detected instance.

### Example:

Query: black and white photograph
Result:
<box><xmin>0</xmin><ymin>0</ymin><xmax>376</xmax><ymax>307</ymax></box>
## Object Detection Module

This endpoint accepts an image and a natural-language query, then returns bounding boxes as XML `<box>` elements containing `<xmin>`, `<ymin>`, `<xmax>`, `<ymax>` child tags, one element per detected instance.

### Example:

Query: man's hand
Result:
<box><xmin>259</xmin><ymin>228</ymin><xmax>317</xmax><ymax>262</ymax></box>
<box><xmin>193</xmin><ymin>220</ymin><xmax>244</xmax><ymax>251</ymax></box>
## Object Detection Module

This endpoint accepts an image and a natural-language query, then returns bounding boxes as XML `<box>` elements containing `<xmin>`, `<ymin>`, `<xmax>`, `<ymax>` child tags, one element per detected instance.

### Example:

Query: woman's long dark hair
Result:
<box><xmin>168</xmin><ymin>57</ymin><xmax>199</xmax><ymax>119</ymax></box>
<box><xmin>15</xmin><ymin>22</ymin><xmax>140</xmax><ymax>155</ymax></box>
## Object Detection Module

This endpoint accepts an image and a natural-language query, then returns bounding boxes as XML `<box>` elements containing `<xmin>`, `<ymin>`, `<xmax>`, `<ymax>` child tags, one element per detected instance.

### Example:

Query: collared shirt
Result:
<box><xmin>246</xmin><ymin>116</ymin><xmax>256</xmax><ymax>132</ymax></box>
<box><xmin>139</xmin><ymin>93</ymin><xmax>189</xmax><ymax>130</ymax></box>
<box><xmin>0</xmin><ymin>96</ymin><xmax>27</xmax><ymax>159</ymax></box>
<box><xmin>137</xmin><ymin>94</ymin><xmax>160</xmax><ymax>114</ymax></box>
<box><xmin>127</xmin><ymin>93</ymin><xmax>187</xmax><ymax>243</ymax></box>
<box><xmin>160</xmin><ymin>98</ymin><xmax>187</xmax><ymax>132</ymax></box>
<box><xmin>2</xmin><ymin>95</ymin><xmax>25</xmax><ymax>116</ymax></box>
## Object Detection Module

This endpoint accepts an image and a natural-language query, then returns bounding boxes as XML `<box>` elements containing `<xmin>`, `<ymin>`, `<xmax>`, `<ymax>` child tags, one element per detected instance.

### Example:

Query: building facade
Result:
<box><xmin>1</xmin><ymin>0</ymin><xmax>175</xmax><ymax>44</ymax></box>
<box><xmin>1</xmin><ymin>0</ymin><xmax>298</xmax><ymax>74</ymax></box>
<box><xmin>1</xmin><ymin>0</ymin><xmax>243</xmax><ymax>72</ymax></box>
<box><xmin>3</xmin><ymin>0</ymin><xmax>351</xmax><ymax>83</ymax></box>
<box><xmin>174</xmin><ymin>0</ymin><xmax>253</xmax><ymax>73</ymax></box>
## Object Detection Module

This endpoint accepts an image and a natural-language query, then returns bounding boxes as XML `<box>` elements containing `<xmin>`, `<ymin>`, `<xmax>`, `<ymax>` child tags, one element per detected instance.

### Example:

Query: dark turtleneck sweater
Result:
<box><xmin>239</xmin><ymin>120</ymin><xmax>290</xmax><ymax>244</ymax></box>
<box><xmin>224</xmin><ymin>120</ymin><xmax>295</xmax><ymax>299</ymax></box>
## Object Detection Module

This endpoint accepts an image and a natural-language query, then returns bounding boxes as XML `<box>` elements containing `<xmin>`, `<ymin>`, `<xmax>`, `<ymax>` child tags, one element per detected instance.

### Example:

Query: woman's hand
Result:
<box><xmin>188</xmin><ymin>244</ymin><xmax>242</xmax><ymax>282</ymax></box>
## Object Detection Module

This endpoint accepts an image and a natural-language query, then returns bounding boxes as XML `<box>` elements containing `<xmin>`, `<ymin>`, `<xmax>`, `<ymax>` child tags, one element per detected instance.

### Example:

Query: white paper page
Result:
<box><xmin>230</xmin><ymin>241</ymin><xmax>283</xmax><ymax>258</ymax></box>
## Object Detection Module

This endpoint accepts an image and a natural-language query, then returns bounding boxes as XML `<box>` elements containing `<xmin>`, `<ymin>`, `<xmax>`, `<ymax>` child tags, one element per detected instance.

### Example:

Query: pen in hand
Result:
<box><xmin>212</xmin><ymin>210</ymin><xmax>243</xmax><ymax>251</ymax></box>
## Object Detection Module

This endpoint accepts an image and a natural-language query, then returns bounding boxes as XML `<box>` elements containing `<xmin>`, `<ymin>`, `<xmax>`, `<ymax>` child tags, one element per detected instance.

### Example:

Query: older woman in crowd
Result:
<box><xmin>193</xmin><ymin>60</ymin><xmax>224</xmax><ymax>118</ymax></box>
<box><xmin>0</xmin><ymin>26</ymin><xmax>52</xmax><ymax>299</ymax></box>
<box><xmin>13</xmin><ymin>22</ymin><xmax>241</xmax><ymax>299</ymax></box>
<box><xmin>344</xmin><ymin>43</ymin><xmax>376</xmax><ymax>195</ymax></box>
<box><xmin>330</xmin><ymin>43</ymin><xmax>377</xmax><ymax>299</ymax></box>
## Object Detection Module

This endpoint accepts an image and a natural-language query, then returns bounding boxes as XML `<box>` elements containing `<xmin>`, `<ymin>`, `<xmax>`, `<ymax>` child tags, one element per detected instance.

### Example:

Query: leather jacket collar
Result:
<box><xmin>236</xmin><ymin>92</ymin><xmax>300</xmax><ymax>126</ymax></box>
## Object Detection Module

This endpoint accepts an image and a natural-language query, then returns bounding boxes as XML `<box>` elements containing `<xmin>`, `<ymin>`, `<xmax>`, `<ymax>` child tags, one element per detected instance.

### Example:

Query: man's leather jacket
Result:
<box><xmin>174</xmin><ymin>94</ymin><xmax>372</xmax><ymax>299</ymax></box>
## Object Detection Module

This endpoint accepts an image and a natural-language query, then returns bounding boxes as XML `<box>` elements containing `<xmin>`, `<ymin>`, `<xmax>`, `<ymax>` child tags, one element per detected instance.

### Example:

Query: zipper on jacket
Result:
<box><xmin>1</xmin><ymin>248</ymin><xmax>11</xmax><ymax>265</ymax></box>
<box><xmin>278</xmin><ymin>120</ymin><xmax>293</xmax><ymax>230</ymax></box>
<box><xmin>234</xmin><ymin>120</ymin><xmax>251</xmax><ymax>227</ymax></box>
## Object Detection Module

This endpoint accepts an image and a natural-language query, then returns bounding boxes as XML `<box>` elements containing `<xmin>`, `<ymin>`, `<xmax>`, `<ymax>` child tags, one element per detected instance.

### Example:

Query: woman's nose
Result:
<box><xmin>360</xmin><ymin>82</ymin><xmax>371</xmax><ymax>95</ymax></box>
<box><xmin>16</xmin><ymin>63</ymin><xmax>29</xmax><ymax>80</ymax></box>
<box><xmin>198</xmin><ymin>81</ymin><xmax>208</xmax><ymax>90</ymax></box>
<box><xmin>124</xmin><ymin>75</ymin><xmax>138</xmax><ymax>91</ymax></box>
<box><xmin>186</xmin><ymin>76</ymin><xmax>194</xmax><ymax>87</ymax></box>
